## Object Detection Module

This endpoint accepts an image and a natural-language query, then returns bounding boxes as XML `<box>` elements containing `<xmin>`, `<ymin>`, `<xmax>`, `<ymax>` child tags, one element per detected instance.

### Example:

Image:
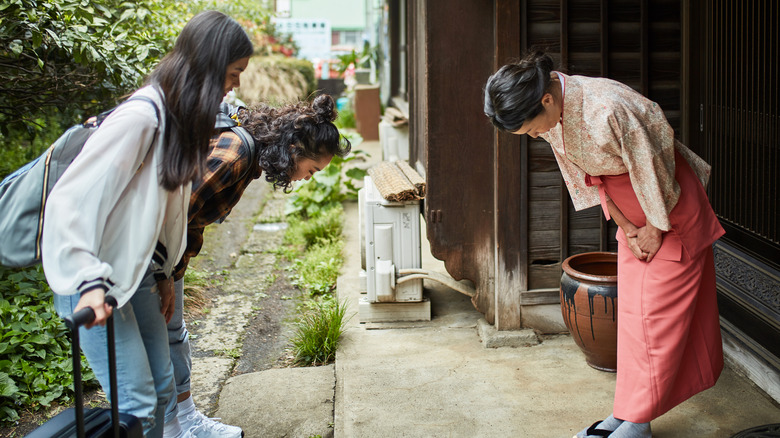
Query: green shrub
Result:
<box><xmin>284</xmin><ymin>205</ymin><xmax>344</xmax><ymax>251</ymax></box>
<box><xmin>334</xmin><ymin>107</ymin><xmax>356</xmax><ymax>129</ymax></box>
<box><xmin>0</xmin><ymin>266</ymin><xmax>96</xmax><ymax>425</ymax></box>
<box><xmin>291</xmin><ymin>298</ymin><xmax>350</xmax><ymax>366</ymax></box>
<box><xmin>285</xmin><ymin>145</ymin><xmax>368</xmax><ymax>219</ymax></box>
<box><xmin>289</xmin><ymin>239</ymin><xmax>344</xmax><ymax>297</ymax></box>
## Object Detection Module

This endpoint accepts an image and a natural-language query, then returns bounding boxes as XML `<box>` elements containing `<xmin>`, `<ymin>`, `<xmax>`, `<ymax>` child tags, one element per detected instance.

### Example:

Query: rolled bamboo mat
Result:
<box><xmin>367</xmin><ymin>161</ymin><xmax>427</xmax><ymax>201</ymax></box>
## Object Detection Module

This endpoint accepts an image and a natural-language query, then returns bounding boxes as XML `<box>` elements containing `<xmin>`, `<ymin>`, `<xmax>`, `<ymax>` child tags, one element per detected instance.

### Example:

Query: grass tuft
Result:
<box><xmin>291</xmin><ymin>299</ymin><xmax>351</xmax><ymax>366</ymax></box>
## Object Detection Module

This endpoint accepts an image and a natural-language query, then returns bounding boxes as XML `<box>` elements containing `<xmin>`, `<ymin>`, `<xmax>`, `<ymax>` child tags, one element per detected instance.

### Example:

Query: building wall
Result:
<box><xmin>287</xmin><ymin>0</ymin><xmax>367</xmax><ymax>30</ymax></box>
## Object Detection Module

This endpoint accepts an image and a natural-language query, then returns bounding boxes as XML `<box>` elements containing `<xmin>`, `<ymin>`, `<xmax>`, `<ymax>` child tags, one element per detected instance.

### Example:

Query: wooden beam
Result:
<box><xmin>519</xmin><ymin>288</ymin><xmax>561</xmax><ymax>306</ymax></box>
<box><xmin>495</xmin><ymin>0</ymin><xmax>524</xmax><ymax>330</ymax></box>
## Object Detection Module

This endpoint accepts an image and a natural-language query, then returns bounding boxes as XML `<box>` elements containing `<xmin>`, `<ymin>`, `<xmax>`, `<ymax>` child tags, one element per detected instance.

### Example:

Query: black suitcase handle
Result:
<box><xmin>65</xmin><ymin>296</ymin><xmax>120</xmax><ymax>438</ymax></box>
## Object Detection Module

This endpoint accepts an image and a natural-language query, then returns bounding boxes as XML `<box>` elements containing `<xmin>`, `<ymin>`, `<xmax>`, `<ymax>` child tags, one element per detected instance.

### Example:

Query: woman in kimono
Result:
<box><xmin>483</xmin><ymin>51</ymin><xmax>725</xmax><ymax>438</ymax></box>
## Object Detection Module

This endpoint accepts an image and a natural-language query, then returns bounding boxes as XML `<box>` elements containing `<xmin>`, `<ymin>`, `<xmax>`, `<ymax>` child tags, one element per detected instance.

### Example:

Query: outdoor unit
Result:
<box><xmin>359</xmin><ymin>176</ymin><xmax>423</xmax><ymax>303</ymax></box>
<box><xmin>357</xmin><ymin>171</ymin><xmax>474</xmax><ymax>323</ymax></box>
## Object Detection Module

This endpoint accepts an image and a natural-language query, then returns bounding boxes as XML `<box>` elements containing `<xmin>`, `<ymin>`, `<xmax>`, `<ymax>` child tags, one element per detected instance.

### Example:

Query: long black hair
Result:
<box><xmin>237</xmin><ymin>94</ymin><xmax>352</xmax><ymax>191</ymax></box>
<box><xmin>484</xmin><ymin>51</ymin><xmax>555</xmax><ymax>132</ymax></box>
<box><xmin>149</xmin><ymin>11</ymin><xmax>253</xmax><ymax>190</ymax></box>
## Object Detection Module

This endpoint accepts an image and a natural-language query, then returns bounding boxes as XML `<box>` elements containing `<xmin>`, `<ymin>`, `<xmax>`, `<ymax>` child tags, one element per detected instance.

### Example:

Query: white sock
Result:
<box><xmin>575</xmin><ymin>414</ymin><xmax>623</xmax><ymax>438</ymax></box>
<box><xmin>163</xmin><ymin>417</ymin><xmax>184</xmax><ymax>438</ymax></box>
<box><xmin>178</xmin><ymin>395</ymin><xmax>196</xmax><ymax>416</ymax></box>
<box><xmin>177</xmin><ymin>395</ymin><xmax>198</xmax><ymax>429</ymax></box>
<box><xmin>609</xmin><ymin>421</ymin><xmax>651</xmax><ymax>438</ymax></box>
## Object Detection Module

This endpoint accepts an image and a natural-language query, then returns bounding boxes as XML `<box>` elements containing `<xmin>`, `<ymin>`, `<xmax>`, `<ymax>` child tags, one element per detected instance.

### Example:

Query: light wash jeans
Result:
<box><xmin>167</xmin><ymin>278</ymin><xmax>191</xmax><ymax>399</ymax></box>
<box><xmin>54</xmin><ymin>270</ymin><xmax>178</xmax><ymax>437</ymax></box>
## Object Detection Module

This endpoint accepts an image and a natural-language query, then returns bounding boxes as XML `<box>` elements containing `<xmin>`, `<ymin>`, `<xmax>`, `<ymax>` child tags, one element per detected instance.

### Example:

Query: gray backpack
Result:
<box><xmin>0</xmin><ymin>97</ymin><xmax>160</xmax><ymax>268</ymax></box>
<box><xmin>0</xmin><ymin>100</ymin><xmax>255</xmax><ymax>268</ymax></box>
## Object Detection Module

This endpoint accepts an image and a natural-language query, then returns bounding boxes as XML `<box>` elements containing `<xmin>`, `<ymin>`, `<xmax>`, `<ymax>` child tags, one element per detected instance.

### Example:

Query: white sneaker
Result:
<box><xmin>184</xmin><ymin>410</ymin><xmax>243</xmax><ymax>438</ymax></box>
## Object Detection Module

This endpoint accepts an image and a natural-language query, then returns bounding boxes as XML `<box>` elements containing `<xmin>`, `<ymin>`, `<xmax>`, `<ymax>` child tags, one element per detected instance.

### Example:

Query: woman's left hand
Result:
<box><xmin>626</xmin><ymin>224</ymin><xmax>663</xmax><ymax>262</ymax></box>
<box><xmin>157</xmin><ymin>277</ymin><xmax>175</xmax><ymax>323</ymax></box>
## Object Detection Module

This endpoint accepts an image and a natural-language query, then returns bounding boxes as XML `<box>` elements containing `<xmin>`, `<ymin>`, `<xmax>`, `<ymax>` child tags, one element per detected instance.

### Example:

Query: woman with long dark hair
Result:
<box><xmin>42</xmin><ymin>11</ymin><xmax>253</xmax><ymax>438</ymax></box>
<box><xmin>484</xmin><ymin>51</ymin><xmax>724</xmax><ymax>438</ymax></box>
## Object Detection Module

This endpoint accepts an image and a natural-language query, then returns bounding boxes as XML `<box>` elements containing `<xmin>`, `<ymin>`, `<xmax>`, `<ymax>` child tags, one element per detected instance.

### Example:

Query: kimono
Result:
<box><xmin>541</xmin><ymin>73</ymin><xmax>726</xmax><ymax>423</ymax></box>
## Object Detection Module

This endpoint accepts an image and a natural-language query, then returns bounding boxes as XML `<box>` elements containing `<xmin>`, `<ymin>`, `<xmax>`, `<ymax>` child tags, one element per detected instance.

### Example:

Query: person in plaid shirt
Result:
<box><xmin>164</xmin><ymin>94</ymin><xmax>351</xmax><ymax>437</ymax></box>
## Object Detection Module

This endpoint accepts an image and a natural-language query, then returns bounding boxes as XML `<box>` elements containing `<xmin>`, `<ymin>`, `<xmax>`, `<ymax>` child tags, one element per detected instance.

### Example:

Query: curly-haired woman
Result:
<box><xmin>484</xmin><ymin>51</ymin><xmax>725</xmax><ymax>438</ymax></box>
<box><xmin>164</xmin><ymin>94</ymin><xmax>351</xmax><ymax>437</ymax></box>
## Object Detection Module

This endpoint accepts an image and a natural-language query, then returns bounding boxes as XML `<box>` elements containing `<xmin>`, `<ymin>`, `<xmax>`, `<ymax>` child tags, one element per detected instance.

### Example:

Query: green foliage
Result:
<box><xmin>291</xmin><ymin>298</ymin><xmax>350</xmax><ymax>366</ymax></box>
<box><xmin>284</xmin><ymin>205</ymin><xmax>344</xmax><ymax>251</ymax></box>
<box><xmin>182</xmin><ymin>266</ymin><xmax>213</xmax><ymax>289</ymax></box>
<box><xmin>289</xmin><ymin>238</ymin><xmax>344</xmax><ymax>296</ymax></box>
<box><xmin>334</xmin><ymin>107</ymin><xmax>356</xmax><ymax>130</ymax></box>
<box><xmin>0</xmin><ymin>265</ymin><xmax>95</xmax><ymax>425</ymax></box>
<box><xmin>0</xmin><ymin>0</ymin><xmax>281</xmax><ymax>175</ymax></box>
<box><xmin>285</xmin><ymin>143</ymin><xmax>368</xmax><ymax>219</ymax></box>
<box><xmin>333</xmin><ymin>41</ymin><xmax>379</xmax><ymax>76</ymax></box>
<box><xmin>0</xmin><ymin>0</ymin><xmax>187</xmax><ymax>132</ymax></box>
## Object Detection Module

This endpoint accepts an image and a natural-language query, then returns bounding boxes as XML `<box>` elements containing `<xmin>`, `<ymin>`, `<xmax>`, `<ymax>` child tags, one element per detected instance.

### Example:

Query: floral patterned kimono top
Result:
<box><xmin>540</xmin><ymin>72</ymin><xmax>712</xmax><ymax>233</ymax></box>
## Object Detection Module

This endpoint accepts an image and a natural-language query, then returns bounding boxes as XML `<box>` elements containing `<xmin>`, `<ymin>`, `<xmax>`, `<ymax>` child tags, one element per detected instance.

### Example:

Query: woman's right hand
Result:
<box><xmin>622</xmin><ymin>226</ymin><xmax>648</xmax><ymax>261</ymax></box>
<box><xmin>74</xmin><ymin>288</ymin><xmax>113</xmax><ymax>329</ymax></box>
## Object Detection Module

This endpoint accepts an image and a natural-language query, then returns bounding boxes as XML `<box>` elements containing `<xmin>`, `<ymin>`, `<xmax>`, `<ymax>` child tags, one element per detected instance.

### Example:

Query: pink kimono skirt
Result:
<box><xmin>590</xmin><ymin>150</ymin><xmax>726</xmax><ymax>423</ymax></box>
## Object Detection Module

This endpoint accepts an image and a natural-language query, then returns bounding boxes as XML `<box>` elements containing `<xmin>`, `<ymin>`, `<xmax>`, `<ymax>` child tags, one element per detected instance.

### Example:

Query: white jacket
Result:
<box><xmin>42</xmin><ymin>86</ymin><xmax>190</xmax><ymax>307</ymax></box>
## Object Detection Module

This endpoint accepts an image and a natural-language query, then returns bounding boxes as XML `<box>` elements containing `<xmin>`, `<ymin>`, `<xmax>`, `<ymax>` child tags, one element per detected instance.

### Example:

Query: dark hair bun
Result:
<box><xmin>312</xmin><ymin>94</ymin><xmax>336</xmax><ymax>123</ymax></box>
<box><xmin>520</xmin><ymin>51</ymin><xmax>554</xmax><ymax>73</ymax></box>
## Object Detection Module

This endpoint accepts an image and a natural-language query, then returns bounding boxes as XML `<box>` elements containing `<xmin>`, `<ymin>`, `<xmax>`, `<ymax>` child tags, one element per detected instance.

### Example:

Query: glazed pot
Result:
<box><xmin>560</xmin><ymin>252</ymin><xmax>618</xmax><ymax>372</ymax></box>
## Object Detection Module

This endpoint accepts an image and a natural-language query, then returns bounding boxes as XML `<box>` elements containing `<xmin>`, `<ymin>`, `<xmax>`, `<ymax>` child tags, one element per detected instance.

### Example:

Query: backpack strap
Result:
<box><xmin>126</xmin><ymin>96</ymin><xmax>161</xmax><ymax>127</ymax></box>
<box><xmin>215</xmin><ymin>103</ymin><xmax>257</xmax><ymax>181</ymax></box>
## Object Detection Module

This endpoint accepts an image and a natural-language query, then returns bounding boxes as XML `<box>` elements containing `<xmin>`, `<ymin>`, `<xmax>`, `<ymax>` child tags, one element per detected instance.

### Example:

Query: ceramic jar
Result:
<box><xmin>560</xmin><ymin>252</ymin><xmax>618</xmax><ymax>372</ymax></box>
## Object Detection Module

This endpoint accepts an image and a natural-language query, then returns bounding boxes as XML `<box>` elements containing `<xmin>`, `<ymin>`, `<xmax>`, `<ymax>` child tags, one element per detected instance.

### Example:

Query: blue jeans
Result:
<box><xmin>168</xmin><ymin>278</ymin><xmax>191</xmax><ymax>399</ymax></box>
<box><xmin>54</xmin><ymin>270</ymin><xmax>178</xmax><ymax>437</ymax></box>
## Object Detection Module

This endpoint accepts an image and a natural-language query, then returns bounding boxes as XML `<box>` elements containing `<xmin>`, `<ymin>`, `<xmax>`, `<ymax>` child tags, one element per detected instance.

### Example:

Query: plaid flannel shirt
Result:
<box><xmin>173</xmin><ymin>130</ymin><xmax>260</xmax><ymax>280</ymax></box>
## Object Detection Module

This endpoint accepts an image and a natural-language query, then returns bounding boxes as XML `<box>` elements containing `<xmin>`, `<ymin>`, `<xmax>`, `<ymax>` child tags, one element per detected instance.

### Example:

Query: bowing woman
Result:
<box><xmin>484</xmin><ymin>51</ymin><xmax>725</xmax><ymax>438</ymax></box>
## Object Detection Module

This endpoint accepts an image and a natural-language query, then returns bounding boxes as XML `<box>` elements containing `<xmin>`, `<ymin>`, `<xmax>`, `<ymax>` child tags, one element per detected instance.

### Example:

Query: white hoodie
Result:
<box><xmin>42</xmin><ymin>86</ymin><xmax>190</xmax><ymax>307</ymax></box>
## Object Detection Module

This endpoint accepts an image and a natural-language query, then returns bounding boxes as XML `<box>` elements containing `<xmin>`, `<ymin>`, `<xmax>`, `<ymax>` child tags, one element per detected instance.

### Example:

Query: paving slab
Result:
<box><xmin>216</xmin><ymin>366</ymin><xmax>336</xmax><ymax>438</ymax></box>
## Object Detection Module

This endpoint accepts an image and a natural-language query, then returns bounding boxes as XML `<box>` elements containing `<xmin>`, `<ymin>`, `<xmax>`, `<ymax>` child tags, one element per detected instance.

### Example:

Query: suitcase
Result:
<box><xmin>26</xmin><ymin>297</ymin><xmax>142</xmax><ymax>438</ymax></box>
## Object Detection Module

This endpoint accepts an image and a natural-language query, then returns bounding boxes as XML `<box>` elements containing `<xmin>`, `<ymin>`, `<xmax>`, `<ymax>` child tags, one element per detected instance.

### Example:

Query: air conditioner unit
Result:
<box><xmin>357</xmin><ymin>175</ymin><xmax>475</xmax><ymax>323</ymax></box>
<box><xmin>359</xmin><ymin>176</ymin><xmax>423</xmax><ymax>303</ymax></box>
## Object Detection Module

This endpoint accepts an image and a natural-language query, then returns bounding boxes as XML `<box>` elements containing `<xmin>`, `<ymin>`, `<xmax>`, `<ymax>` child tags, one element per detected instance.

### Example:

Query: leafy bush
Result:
<box><xmin>0</xmin><ymin>0</ymin><xmax>283</xmax><ymax>176</ymax></box>
<box><xmin>0</xmin><ymin>266</ymin><xmax>95</xmax><ymax>425</ymax></box>
<box><xmin>0</xmin><ymin>0</ymin><xmax>187</xmax><ymax>133</ymax></box>
<box><xmin>285</xmin><ymin>143</ymin><xmax>368</xmax><ymax>218</ymax></box>
<box><xmin>284</xmin><ymin>205</ymin><xmax>344</xmax><ymax>251</ymax></box>
<box><xmin>0</xmin><ymin>113</ymin><xmax>69</xmax><ymax>179</ymax></box>
<box><xmin>334</xmin><ymin>107</ymin><xmax>356</xmax><ymax>130</ymax></box>
<box><xmin>289</xmin><ymin>238</ymin><xmax>344</xmax><ymax>296</ymax></box>
<box><xmin>291</xmin><ymin>298</ymin><xmax>350</xmax><ymax>366</ymax></box>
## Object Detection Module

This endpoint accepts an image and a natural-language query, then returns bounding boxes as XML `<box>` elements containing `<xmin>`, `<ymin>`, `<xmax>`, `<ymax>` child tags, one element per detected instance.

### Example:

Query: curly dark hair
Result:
<box><xmin>237</xmin><ymin>94</ymin><xmax>352</xmax><ymax>191</ymax></box>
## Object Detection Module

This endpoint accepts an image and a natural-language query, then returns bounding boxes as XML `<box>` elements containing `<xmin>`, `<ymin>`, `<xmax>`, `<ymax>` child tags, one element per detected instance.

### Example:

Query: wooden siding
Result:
<box><xmin>412</xmin><ymin>0</ymin><xmax>684</xmax><ymax>328</ymax></box>
<box><xmin>518</xmin><ymin>0</ymin><xmax>683</xmax><ymax>292</ymax></box>
<box><xmin>694</xmin><ymin>0</ymin><xmax>780</xmax><ymax>361</ymax></box>
<box><xmin>410</xmin><ymin>0</ymin><xmax>499</xmax><ymax>323</ymax></box>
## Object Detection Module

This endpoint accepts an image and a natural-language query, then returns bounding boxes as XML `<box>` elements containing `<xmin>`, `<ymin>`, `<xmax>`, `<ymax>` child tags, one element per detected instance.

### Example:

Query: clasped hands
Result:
<box><xmin>624</xmin><ymin>223</ymin><xmax>662</xmax><ymax>263</ymax></box>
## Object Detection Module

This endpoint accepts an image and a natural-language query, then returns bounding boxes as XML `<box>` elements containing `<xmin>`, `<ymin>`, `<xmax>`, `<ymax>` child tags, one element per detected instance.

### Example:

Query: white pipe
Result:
<box><xmin>396</xmin><ymin>269</ymin><xmax>476</xmax><ymax>298</ymax></box>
